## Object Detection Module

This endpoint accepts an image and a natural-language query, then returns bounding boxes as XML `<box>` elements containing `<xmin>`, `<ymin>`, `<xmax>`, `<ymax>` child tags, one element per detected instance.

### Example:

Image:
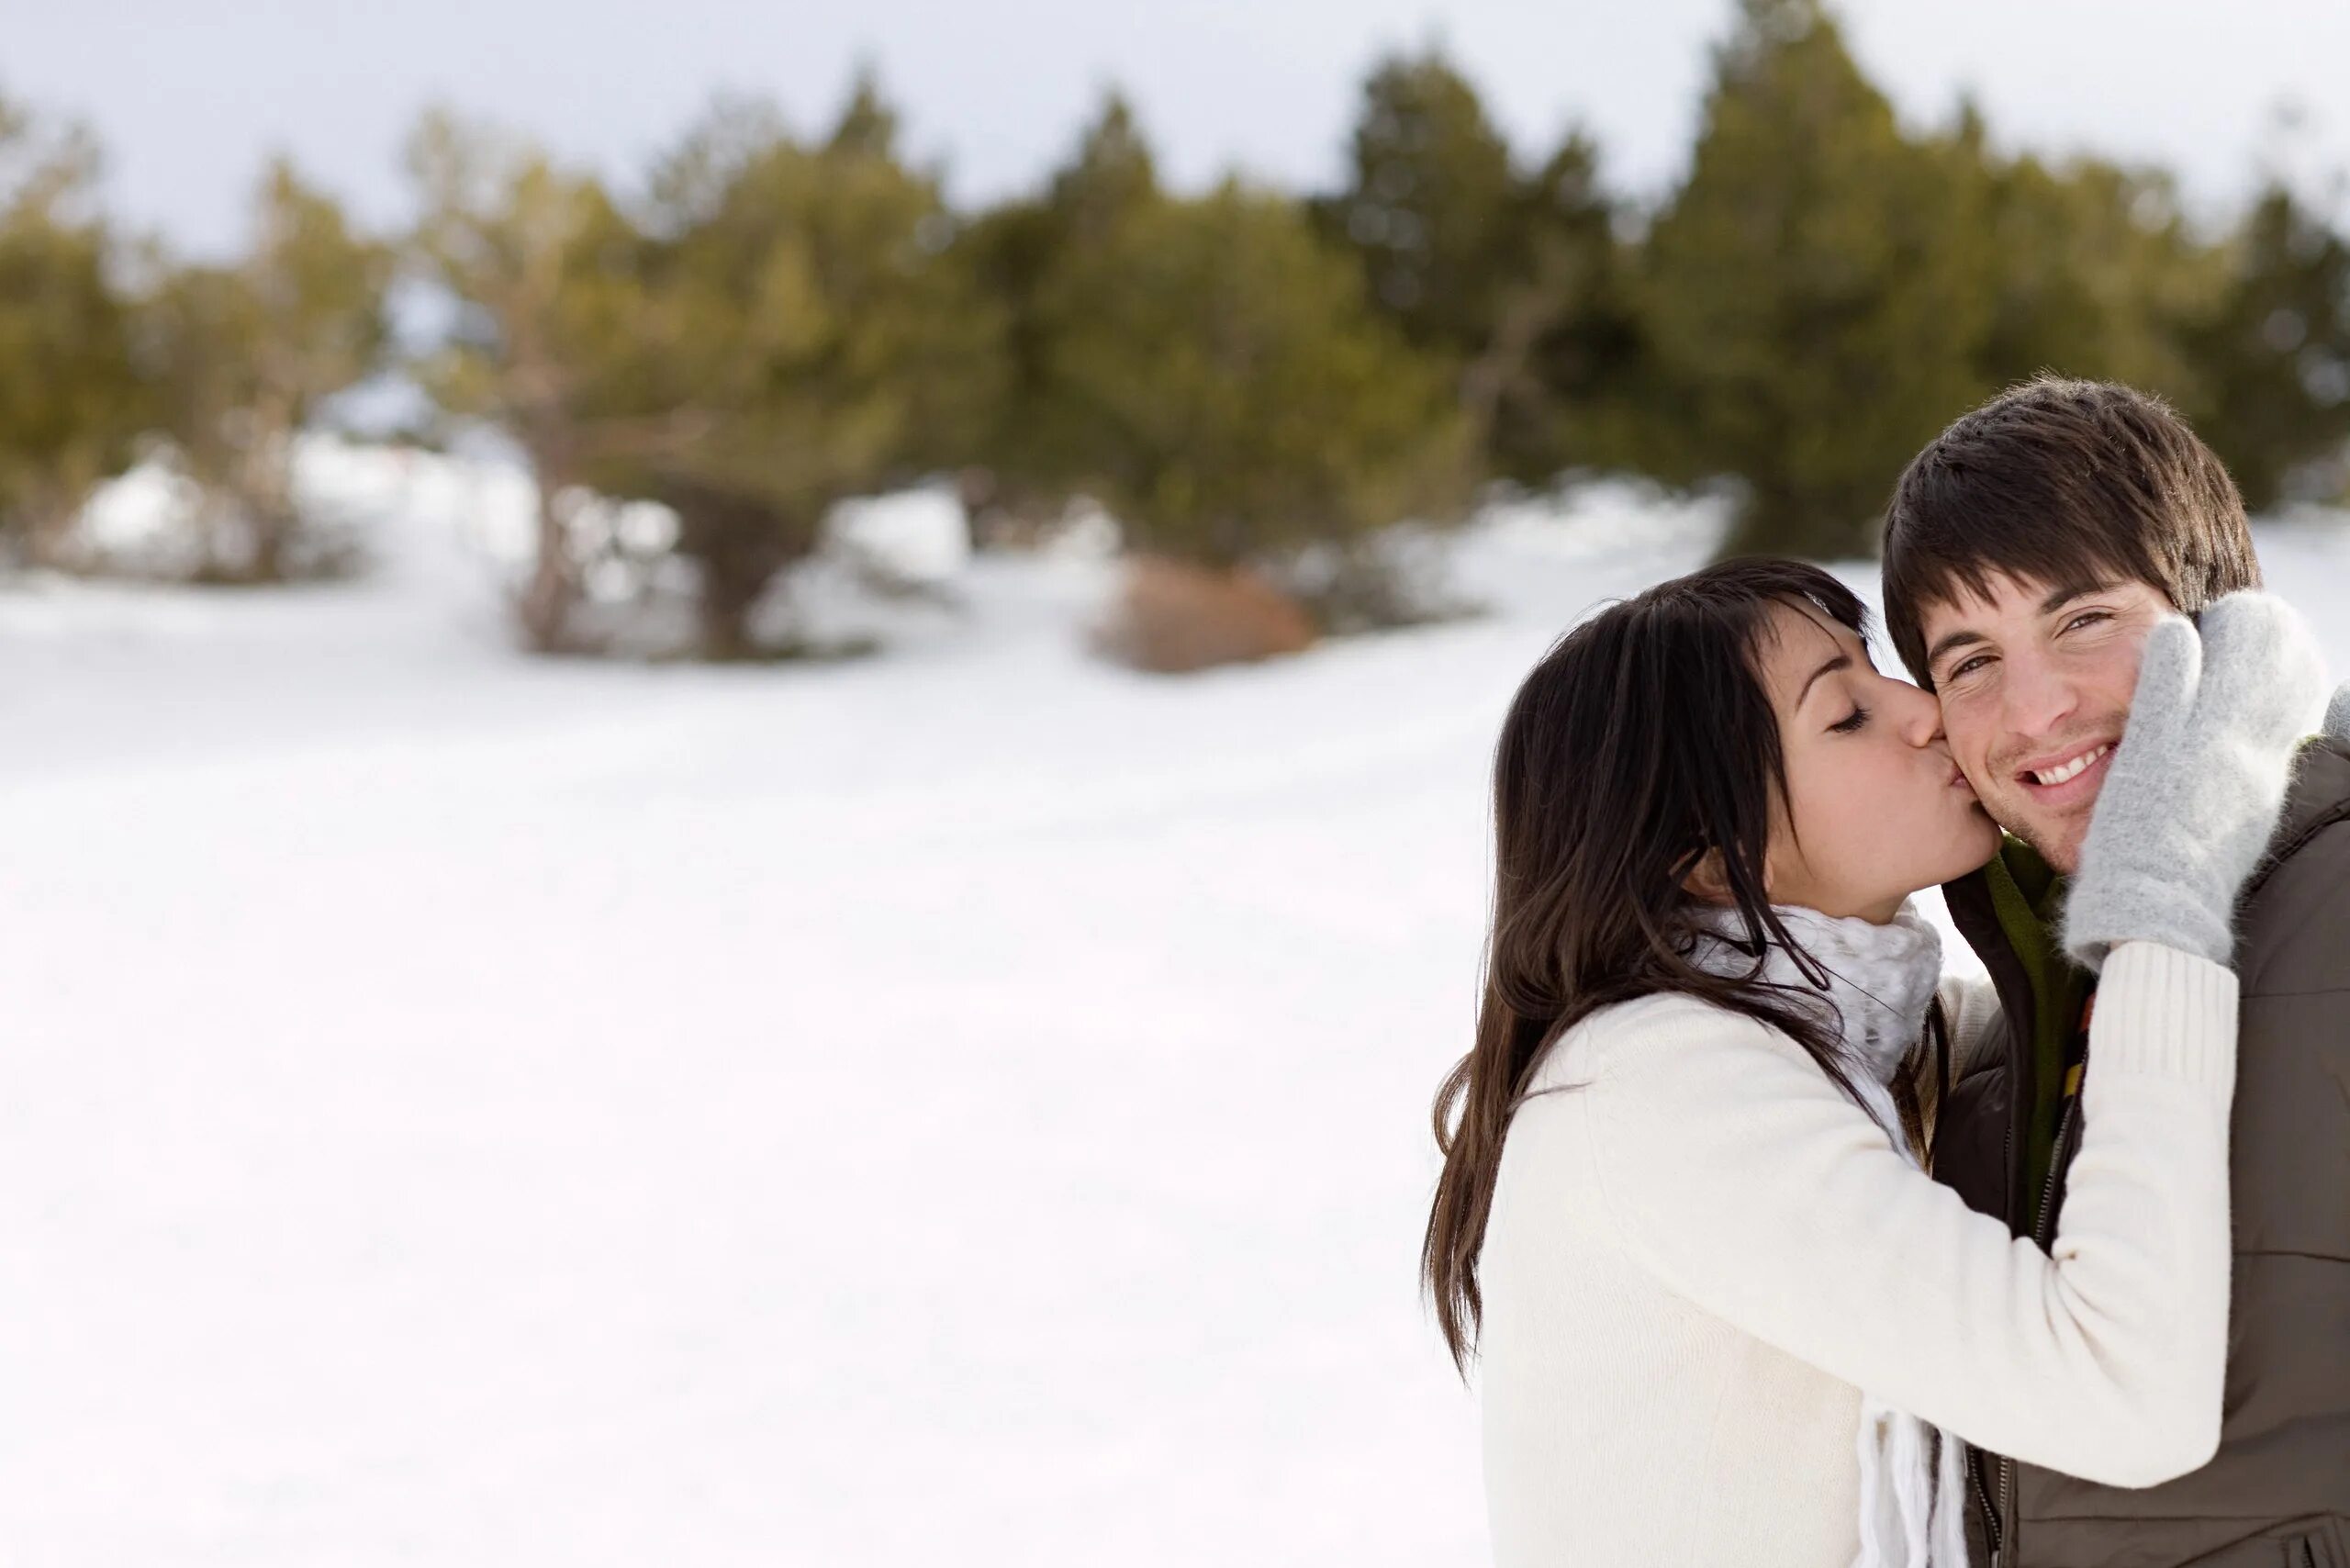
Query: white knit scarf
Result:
<box><xmin>1685</xmin><ymin>901</ymin><xmax>1971</xmax><ymax>1568</ymax></box>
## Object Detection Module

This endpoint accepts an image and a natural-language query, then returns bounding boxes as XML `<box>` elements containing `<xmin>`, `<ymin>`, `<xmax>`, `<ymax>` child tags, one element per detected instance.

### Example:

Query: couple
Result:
<box><xmin>1425</xmin><ymin>378</ymin><xmax>2350</xmax><ymax>1568</ymax></box>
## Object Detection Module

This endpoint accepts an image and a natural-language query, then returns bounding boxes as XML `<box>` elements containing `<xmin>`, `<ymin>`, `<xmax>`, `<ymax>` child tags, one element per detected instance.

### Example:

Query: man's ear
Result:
<box><xmin>1682</xmin><ymin>846</ymin><xmax>1733</xmax><ymax>906</ymax></box>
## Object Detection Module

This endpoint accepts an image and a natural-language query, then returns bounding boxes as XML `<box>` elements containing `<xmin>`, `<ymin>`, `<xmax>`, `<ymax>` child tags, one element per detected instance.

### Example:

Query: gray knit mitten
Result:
<box><xmin>2061</xmin><ymin>591</ymin><xmax>2328</xmax><ymax>971</ymax></box>
<box><xmin>2327</xmin><ymin>681</ymin><xmax>2350</xmax><ymax>742</ymax></box>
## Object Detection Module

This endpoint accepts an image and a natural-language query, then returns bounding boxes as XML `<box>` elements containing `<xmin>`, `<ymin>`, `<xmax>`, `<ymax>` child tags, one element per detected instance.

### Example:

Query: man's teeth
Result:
<box><xmin>2031</xmin><ymin>745</ymin><xmax>2111</xmax><ymax>787</ymax></box>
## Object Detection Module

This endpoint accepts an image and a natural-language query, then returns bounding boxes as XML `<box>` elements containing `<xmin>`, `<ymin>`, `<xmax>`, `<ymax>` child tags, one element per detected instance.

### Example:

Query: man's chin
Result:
<box><xmin>1988</xmin><ymin>767</ymin><xmax>2109</xmax><ymax>877</ymax></box>
<box><xmin>1997</xmin><ymin>810</ymin><xmax>2087</xmax><ymax>876</ymax></box>
<box><xmin>2038</xmin><ymin>837</ymin><xmax>2086</xmax><ymax>877</ymax></box>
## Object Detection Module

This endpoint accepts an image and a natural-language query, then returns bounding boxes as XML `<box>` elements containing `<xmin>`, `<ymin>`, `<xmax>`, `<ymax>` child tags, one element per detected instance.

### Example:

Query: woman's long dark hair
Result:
<box><xmin>1422</xmin><ymin>557</ymin><xmax>1947</xmax><ymax>1373</ymax></box>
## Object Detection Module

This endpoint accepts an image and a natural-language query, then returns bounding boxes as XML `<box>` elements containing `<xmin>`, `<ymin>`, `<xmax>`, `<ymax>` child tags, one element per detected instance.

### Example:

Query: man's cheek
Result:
<box><xmin>1951</xmin><ymin>732</ymin><xmax>1997</xmax><ymax>790</ymax></box>
<box><xmin>2109</xmin><ymin>639</ymin><xmax>2153</xmax><ymax>713</ymax></box>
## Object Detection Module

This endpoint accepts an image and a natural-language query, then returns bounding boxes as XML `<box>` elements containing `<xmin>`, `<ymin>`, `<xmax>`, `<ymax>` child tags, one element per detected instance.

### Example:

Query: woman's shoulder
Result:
<box><xmin>1526</xmin><ymin>988</ymin><xmax>1812</xmax><ymax>1100</ymax></box>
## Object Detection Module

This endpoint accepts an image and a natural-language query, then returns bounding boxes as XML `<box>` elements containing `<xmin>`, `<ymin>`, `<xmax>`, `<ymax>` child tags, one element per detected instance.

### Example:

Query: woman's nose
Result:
<box><xmin>1886</xmin><ymin>675</ymin><xmax>1945</xmax><ymax>746</ymax></box>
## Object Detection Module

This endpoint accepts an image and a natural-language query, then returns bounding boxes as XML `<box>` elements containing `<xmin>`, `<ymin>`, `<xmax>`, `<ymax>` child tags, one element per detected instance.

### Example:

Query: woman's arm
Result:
<box><xmin>1567</xmin><ymin>939</ymin><xmax>2234</xmax><ymax>1488</ymax></box>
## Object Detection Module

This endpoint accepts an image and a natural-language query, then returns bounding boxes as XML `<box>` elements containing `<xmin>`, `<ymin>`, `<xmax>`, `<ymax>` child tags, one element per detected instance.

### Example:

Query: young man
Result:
<box><xmin>1881</xmin><ymin>376</ymin><xmax>2350</xmax><ymax>1568</ymax></box>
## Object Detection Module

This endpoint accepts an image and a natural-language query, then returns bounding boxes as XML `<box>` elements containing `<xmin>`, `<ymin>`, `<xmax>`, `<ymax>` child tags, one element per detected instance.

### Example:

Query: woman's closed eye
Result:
<box><xmin>1830</xmin><ymin>706</ymin><xmax>1871</xmax><ymax>734</ymax></box>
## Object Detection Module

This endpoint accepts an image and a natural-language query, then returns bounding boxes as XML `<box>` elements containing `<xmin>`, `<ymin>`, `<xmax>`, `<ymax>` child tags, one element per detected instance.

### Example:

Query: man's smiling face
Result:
<box><xmin>1919</xmin><ymin>572</ymin><xmax>2174</xmax><ymax>873</ymax></box>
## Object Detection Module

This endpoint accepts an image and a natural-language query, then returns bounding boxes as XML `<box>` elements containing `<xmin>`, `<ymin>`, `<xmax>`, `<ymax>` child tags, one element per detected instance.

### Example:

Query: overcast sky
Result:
<box><xmin>12</xmin><ymin>0</ymin><xmax>2350</xmax><ymax>257</ymax></box>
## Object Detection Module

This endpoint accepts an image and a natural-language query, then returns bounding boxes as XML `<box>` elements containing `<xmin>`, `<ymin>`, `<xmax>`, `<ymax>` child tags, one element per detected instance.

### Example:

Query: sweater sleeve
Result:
<box><xmin>1578</xmin><ymin>940</ymin><xmax>2236</xmax><ymax>1488</ymax></box>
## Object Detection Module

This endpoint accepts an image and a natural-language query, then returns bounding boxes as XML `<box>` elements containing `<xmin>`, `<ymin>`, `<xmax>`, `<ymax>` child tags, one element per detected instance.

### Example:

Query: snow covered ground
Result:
<box><xmin>3</xmin><ymin>446</ymin><xmax>2346</xmax><ymax>1566</ymax></box>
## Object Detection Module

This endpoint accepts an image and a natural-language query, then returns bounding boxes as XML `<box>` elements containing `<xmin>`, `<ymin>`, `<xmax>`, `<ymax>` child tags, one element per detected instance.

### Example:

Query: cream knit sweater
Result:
<box><xmin>1476</xmin><ymin>941</ymin><xmax>2238</xmax><ymax>1567</ymax></box>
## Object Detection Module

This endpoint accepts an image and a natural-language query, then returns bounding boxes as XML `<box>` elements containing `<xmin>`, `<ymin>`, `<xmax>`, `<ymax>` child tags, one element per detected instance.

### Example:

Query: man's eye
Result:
<box><xmin>2063</xmin><ymin>610</ymin><xmax>2112</xmax><ymax>634</ymax></box>
<box><xmin>1944</xmin><ymin>654</ymin><xmax>1991</xmax><ymax>682</ymax></box>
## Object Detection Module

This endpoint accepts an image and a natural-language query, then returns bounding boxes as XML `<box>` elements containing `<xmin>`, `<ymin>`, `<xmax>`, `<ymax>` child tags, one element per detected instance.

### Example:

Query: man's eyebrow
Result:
<box><xmin>1924</xmin><ymin>626</ymin><xmax>1988</xmax><ymax>671</ymax></box>
<box><xmin>1796</xmin><ymin>652</ymin><xmax>1851</xmax><ymax>708</ymax></box>
<box><xmin>2038</xmin><ymin>580</ymin><xmax>2120</xmax><ymax>615</ymax></box>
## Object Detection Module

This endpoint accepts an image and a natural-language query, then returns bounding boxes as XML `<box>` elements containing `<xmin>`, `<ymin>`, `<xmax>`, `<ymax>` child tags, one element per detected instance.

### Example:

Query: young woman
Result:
<box><xmin>1422</xmin><ymin>558</ymin><xmax>2323</xmax><ymax>1567</ymax></box>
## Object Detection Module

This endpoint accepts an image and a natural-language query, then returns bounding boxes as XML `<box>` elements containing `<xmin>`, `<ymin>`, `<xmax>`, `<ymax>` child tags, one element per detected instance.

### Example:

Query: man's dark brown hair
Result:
<box><xmin>1880</xmin><ymin>376</ymin><xmax>2261</xmax><ymax>687</ymax></box>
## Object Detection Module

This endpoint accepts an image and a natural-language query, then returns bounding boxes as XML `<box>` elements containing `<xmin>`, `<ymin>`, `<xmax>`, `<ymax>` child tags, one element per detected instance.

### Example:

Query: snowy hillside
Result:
<box><xmin>3</xmin><ymin>444</ymin><xmax>2346</xmax><ymax>1566</ymax></box>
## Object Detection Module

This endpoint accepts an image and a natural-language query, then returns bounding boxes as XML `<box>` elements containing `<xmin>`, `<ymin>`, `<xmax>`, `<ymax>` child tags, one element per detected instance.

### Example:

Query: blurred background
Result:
<box><xmin>5</xmin><ymin>0</ymin><xmax>2350</xmax><ymax>1562</ymax></box>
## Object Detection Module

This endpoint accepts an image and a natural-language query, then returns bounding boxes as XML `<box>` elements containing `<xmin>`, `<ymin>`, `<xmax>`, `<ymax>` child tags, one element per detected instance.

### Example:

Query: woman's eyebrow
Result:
<box><xmin>1796</xmin><ymin>652</ymin><xmax>1852</xmax><ymax>707</ymax></box>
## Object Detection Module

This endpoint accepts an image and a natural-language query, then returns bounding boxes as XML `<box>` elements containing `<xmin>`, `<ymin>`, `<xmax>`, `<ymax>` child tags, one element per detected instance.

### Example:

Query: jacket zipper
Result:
<box><xmin>1970</xmin><ymin>1122</ymin><xmax>2015</xmax><ymax>1565</ymax></box>
<box><xmin>2029</xmin><ymin>1095</ymin><xmax>2077</xmax><ymax>1240</ymax></box>
<box><xmin>1969</xmin><ymin>1443</ymin><xmax>2001</xmax><ymax>1567</ymax></box>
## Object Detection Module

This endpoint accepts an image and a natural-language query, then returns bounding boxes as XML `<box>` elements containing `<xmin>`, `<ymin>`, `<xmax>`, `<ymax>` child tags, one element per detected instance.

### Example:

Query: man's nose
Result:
<box><xmin>1999</xmin><ymin>648</ymin><xmax>2081</xmax><ymax>740</ymax></box>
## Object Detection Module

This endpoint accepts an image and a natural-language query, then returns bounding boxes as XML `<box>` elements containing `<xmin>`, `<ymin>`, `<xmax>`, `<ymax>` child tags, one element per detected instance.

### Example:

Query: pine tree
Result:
<box><xmin>958</xmin><ymin>91</ymin><xmax>1162</xmax><ymax>529</ymax></box>
<box><xmin>2184</xmin><ymin>184</ymin><xmax>2350</xmax><ymax>509</ymax></box>
<box><xmin>1035</xmin><ymin>177</ymin><xmax>1472</xmax><ymax>568</ymax></box>
<box><xmin>1044</xmin><ymin>92</ymin><xmax>1156</xmax><ymax>241</ymax></box>
<box><xmin>147</xmin><ymin>157</ymin><xmax>392</xmax><ymax>580</ymax></box>
<box><xmin>1326</xmin><ymin>48</ymin><xmax>1523</xmax><ymax>357</ymax></box>
<box><xmin>1641</xmin><ymin>0</ymin><xmax>1994</xmax><ymax>558</ymax></box>
<box><xmin>1967</xmin><ymin>145</ymin><xmax>2221</xmax><ymax>403</ymax></box>
<box><xmin>1471</xmin><ymin>129</ymin><xmax>1650</xmax><ymax>486</ymax></box>
<box><xmin>0</xmin><ymin>95</ymin><xmax>143</xmax><ymax>567</ymax></box>
<box><xmin>612</xmin><ymin>77</ymin><xmax>1007</xmax><ymax>658</ymax></box>
<box><xmin>404</xmin><ymin>108</ymin><xmax>658</xmax><ymax>650</ymax></box>
<box><xmin>1322</xmin><ymin>49</ymin><xmax>1643</xmax><ymax>487</ymax></box>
